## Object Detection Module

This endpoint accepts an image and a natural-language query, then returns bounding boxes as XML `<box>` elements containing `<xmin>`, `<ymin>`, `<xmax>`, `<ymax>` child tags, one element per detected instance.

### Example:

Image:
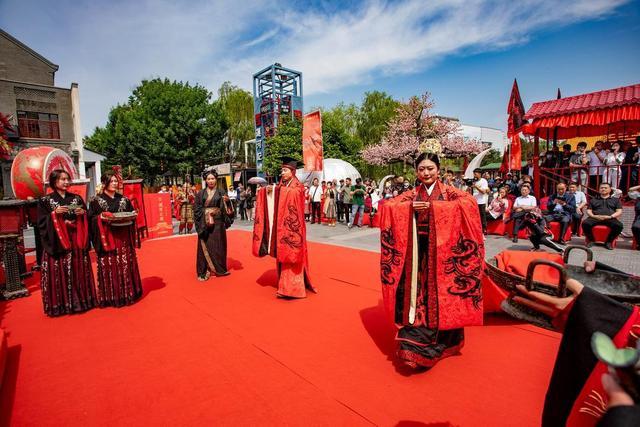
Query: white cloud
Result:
<box><xmin>0</xmin><ymin>0</ymin><xmax>629</xmax><ymax>134</ymax></box>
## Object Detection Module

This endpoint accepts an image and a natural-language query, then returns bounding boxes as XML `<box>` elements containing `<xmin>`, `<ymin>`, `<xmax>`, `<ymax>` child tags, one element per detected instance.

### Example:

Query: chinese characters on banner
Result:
<box><xmin>302</xmin><ymin>110</ymin><xmax>323</xmax><ymax>171</ymax></box>
<box><xmin>143</xmin><ymin>193</ymin><xmax>173</xmax><ymax>239</ymax></box>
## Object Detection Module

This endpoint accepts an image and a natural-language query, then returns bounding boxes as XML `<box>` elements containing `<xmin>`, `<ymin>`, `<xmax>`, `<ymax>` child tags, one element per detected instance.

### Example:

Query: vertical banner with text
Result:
<box><xmin>143</xmin><ymin>193</ymin><xmax>173</xmax><ymax>239</ymax></box>
<box><xmin>302</xmin><ymin>110</ymin><xmax>323</xmax><ymax>171</ymax></box>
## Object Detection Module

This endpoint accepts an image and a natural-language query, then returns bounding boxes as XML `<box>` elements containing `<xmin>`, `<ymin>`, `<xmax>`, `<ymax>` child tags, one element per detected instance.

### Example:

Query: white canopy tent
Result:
<box><xmin>296</xmin><ymin>158</ymin><xmax>361</xmax><ymax>185</ymax></box>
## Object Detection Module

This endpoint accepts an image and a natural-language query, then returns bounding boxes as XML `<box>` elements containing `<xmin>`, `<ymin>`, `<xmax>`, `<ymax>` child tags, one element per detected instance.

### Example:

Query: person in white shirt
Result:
<box><xmin>308</xmin><ymin>178</ymin><xmax>322</xmax><ymax>224</ymax></box>
<box><xmin>568</xmin><ymin>181</ymin><xmax>587</xmax><ymax>234</ymax></box>
<box><xmin>587</xmin><ymin>141</ymin><xmax>607</xmax><ymax>195</ymax></box>
<box><xmin>511</xmin><ymin>184</ymin><xmax>537</xmax><ymax>242</ymax></box>
<box><xmin>510</xmin><ymin>184</ymin><xmax>563</xmax><ymax>251</ymax></box>
<box><xmin>472</xmin><ymin>168</ymin><xmax>490</xmax><ymax>234</ymax></box>
<box><xmin>604</xmin><ymin>141</ymin><xmax>625</xmax><ymax>189</ymax></box>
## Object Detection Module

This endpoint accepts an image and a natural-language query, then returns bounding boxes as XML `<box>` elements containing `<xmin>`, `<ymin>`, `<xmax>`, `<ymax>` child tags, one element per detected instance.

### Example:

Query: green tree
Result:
<box><xmin>320</xmin><ymin>103</ymin><xmax>363</xmax><ymax>168</ymax></box>
<box><xmin>481</xmin><ymin>149</ymin><xmax>504</xmax><ymax>166</ymax></box>
<box><xmin>357</xmin><ymin>91</ymin><xmax>399</xmax><ymax>147</ymax></box>
<box><xmin>262</xmin><ymin>116</ymin><xmax>302</xmax><ymax>178</ymax></box>
<box><xmin>217</xmin><ymin>82</ymin><xmax>254</xmax><ymax>163</ymax></box>
<box><xmin>85</xmin><ymin>78</ymin><xmax>227</xmax><ymax>185</ymax></box>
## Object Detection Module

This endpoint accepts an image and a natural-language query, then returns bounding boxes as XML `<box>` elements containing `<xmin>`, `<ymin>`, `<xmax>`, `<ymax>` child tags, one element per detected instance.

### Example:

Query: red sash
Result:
<box><xmin>379</xmin><ymin>182</ymin><xmax>484</xmax><ymax>330</ymax></box>
<box><xmin>97</xmin><ymin>215</ymin><xmax>117</xmax><ymax>252</ymax></box>
<box><xmin>51</xmin><ymin>211</ymin><xmax>89</xmax><ymax>251</ymax></box>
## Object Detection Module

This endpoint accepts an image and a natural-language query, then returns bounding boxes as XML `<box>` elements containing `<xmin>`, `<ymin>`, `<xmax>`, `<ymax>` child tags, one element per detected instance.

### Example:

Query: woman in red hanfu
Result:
<box><xmin>252</xmin><ymin>157</ymin><xmax>316</xmax><ymax>298</ymax></box>
<box><xmin>37</xmin><ymin>169</ymin><xmax>96</xmax><ymax>316</ymax></box>
<box><xmin>88</xmin><ymin>172</ymin><xmax>143</xmax><ymax>307</ymax></box>
<box><xmin>378</xmin><ymin>151</ymin><xmax>484</xmax><ymax>370</ymax></box>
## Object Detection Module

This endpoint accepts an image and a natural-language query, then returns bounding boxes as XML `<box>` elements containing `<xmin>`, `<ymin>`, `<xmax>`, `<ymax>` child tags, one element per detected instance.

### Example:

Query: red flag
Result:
<box><xmin>302</xmin><ymin>111</ymin><xmax>323</xmax><ymax>171</ymax></box>
<box><xmin>507</xmin><ymin>79</ymin><xmax>527</xmax><ymax>138</ymax></box>
<box><xmin>509</xmin><ymin>134</ymin><xmax>522</xmax><ymax>171</ymax></box>
<box><xmin>499</xmin><ymin>148</ymin><xmax>509</xmax><ymax>173</ymax></box>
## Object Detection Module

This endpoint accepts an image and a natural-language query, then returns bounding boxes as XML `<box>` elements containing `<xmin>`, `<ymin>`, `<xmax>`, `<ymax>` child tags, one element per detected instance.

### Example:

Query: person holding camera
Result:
<box><xmin>37</xmin><ymin>169</ymin><xmax>96</xmax><ymax>316</ymax></box>
<box><xmin>472</xmin><ymin>168</ymin><xmax>490</xmax><ymax>234</ymax></box>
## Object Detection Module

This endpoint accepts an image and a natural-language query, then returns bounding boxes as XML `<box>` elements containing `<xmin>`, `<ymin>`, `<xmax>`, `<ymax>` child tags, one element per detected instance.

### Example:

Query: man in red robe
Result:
<box><xmin>252</xmin><ymin>158</ymin><xmax>316</xmax><ymax>298</ymax></box>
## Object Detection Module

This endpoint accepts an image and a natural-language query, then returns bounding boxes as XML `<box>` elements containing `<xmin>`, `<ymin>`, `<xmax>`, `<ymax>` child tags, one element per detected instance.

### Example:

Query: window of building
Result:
<box><xmin>17</xmin><ymin>111</ymin><xmax>60</xmax><ymax>139</ymax></box>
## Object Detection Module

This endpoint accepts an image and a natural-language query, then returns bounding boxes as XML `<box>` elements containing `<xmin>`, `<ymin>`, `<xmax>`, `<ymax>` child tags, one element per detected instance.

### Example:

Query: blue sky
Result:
<box><xmin>1</xmin><ymin>0</ymin><xmax>638</xmax><ymax>135</ymax></box>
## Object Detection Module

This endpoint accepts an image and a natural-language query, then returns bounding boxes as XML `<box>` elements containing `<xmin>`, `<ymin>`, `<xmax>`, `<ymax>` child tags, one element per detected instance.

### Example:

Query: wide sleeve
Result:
<box><xmin>194</xmin><ymin>190</ymin><xmax>206</xmax><ymax>236</ymax></box>
<box><xmin>542</xmin><ymin>287</ymin><xmax>634</xmax><ymax>426</ymax></box>
<box><xmin>88</xmin><ymin>198</ymin><xmax>105</xmax><ymax>254</ymax></box>
<box><xmin>37</xmin><ymin>197</ymin><xmax>63</xmax><ymax>256</ymax></box>
<box><xmin>431</xmin><ymin>185</ymin><xmax>484</xmax><ymax>329</ymax></box>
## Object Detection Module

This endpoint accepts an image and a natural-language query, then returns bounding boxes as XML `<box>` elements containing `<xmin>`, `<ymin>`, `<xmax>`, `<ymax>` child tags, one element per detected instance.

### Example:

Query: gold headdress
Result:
<box><xmin>417</xmin><ymin>138</ymin><xmax>442</xmax><ymax>156</ymax></box>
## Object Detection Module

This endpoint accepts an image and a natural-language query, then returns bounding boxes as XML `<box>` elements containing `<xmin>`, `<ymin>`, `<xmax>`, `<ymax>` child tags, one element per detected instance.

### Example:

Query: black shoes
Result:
<box><xmin>512</xmin><ymin>237</ymin><xmax>518</xmax><ymax>243</ymax></box>
<box><xmin>604</xmin><ymin>242</ymin><xmax>613</xmax><ymax>250</ymax></box>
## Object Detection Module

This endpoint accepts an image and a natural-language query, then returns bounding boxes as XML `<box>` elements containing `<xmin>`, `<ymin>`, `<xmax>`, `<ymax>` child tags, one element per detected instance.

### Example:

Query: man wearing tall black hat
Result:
<box><xmin>252</xmin><ymin>157</ymin><xmax>316</xmax><ymax>298</ymax></box>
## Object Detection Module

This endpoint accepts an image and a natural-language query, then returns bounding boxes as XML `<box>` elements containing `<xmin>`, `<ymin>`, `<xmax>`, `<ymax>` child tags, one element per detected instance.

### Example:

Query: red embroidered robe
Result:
<box><xmin>252</xmin><ymin>177</ymin><xmax>315</xmax><ymax>298</ymax></box>
<box><xmin>378</xmin><ymin>181</ymin><xmax>484</xmax><ymax>330</ymax></box>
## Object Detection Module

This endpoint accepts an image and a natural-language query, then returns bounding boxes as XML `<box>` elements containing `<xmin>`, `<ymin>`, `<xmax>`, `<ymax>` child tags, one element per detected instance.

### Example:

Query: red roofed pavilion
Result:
<box><xmin>523</xmin><ymin>83</ymin><xmax>640</xmax><ymax>140</ymax></box>
<box><xmin>518</xmin><ymin>82</ymin><xmax>640</xmax><ymax>196</ymax></box>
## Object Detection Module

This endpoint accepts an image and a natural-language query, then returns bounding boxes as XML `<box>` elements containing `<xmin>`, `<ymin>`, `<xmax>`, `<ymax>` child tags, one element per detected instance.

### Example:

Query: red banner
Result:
<box><xmin>302</xmin><ymin>110</ymin><xmax>323</xmax><ymax>171</ymax></box>
<box><xmin>143</xmin><ymin>193</ymin><xmax>173</xmax><ymax>239</ymax></box>
<box><xmin>123</xmin><ymin>179</ymin><xmax>147</xmax><ymax>231</ymax></box>
<box><xmin>509</xmin><ymin>134</ymin><xmax>522</xmax><ymax>171</ymax></box>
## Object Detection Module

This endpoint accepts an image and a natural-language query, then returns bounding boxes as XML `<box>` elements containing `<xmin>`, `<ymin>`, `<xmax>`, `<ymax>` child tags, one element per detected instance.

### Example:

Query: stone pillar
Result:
<box><xmin>70</xmin><ymin>83</ymin><xmax>86</xmax><ymax>178</ymax></box>
<box><xmin>94</xmin><ymin>160</ymin><xmax>102</xmax><ymax>189</ymax></box>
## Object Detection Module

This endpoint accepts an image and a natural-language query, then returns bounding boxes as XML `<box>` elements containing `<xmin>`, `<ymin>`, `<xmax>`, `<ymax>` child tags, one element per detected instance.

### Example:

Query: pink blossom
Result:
<box><xmin>362</xmin><ymin>92</ymin><xmax>483</xmax><ymax>165</ymax></box>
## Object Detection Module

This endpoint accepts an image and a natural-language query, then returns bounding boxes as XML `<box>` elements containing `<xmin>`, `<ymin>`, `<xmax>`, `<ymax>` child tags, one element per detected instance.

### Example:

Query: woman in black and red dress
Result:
<box><xmin>194</xmin><ymin>169</ymin><xmax>231</xmax><ymax>281</ymax></box>
<box><xmin>37</xmin><ymin>169</ymin><xmax>96</xmax><ymax>316</ymax></box>
<box><xmin>88</xmin><ymin>172</ymin><xmax>143</xmax><ymax>307</ymax></box>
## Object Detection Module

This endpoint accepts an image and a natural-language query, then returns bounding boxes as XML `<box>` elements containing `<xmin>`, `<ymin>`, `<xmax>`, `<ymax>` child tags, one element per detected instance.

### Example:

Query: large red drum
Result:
<box><xmin>10</xmin><ymin>146</ymin><xmax>78</xmax><ymax>200</ymax></box>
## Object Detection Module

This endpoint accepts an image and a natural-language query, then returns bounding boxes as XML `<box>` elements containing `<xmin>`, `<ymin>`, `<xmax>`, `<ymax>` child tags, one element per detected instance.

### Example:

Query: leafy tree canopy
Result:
<box><xmin>85</xmin><ymin>78</ymin><xmax>227</xmax><ymax>184</ymax></box>
<box><xmin>262</xmin><ymin>116</ymin><xmax>302</xmax><ymax>178</ymax></box>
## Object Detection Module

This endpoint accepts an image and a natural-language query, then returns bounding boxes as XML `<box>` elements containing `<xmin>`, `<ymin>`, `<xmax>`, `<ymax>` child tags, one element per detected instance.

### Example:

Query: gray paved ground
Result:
<box><xmin>229</xmin><ymin>217</ymin><xmax>640</xmax><ymax>276</ymax></box>
<box><xmin>23</xmin><ymin>216</ymin><xmax>637</xmax><ymax>275</ymax></box>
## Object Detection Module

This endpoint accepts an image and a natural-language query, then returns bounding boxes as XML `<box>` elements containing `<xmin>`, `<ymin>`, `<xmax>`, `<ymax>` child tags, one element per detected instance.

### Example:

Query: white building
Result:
<box><xmin>459</xmin><ymin>123</ymin><xmax>507</xmax><ymax>152</ymax></box>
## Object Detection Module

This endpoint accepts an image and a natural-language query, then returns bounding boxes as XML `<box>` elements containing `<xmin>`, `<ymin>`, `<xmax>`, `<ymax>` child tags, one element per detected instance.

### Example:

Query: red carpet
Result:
<box><xmin>0</xmin><ymin>230</ymin><xmax>560</xmax><ymax>426</ymax></box>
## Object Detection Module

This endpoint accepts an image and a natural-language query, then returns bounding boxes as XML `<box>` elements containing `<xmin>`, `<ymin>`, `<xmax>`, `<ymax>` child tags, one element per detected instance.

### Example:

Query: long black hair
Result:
<box><xmin>101</xmin><ymin>171</ymin><xmax>119</xmax><ymax>187</ymax></box>
<box><xmin>414</xmin><ymin>152</ymin><xmax>441</xmax><ymax>169</ymax></box>
<box><xmin>48</xmin><ymin>169</ymin><xmax>71</xmax><ymax>190</ymax></box>
<box><xmin>202</xmin><ymin>168</ymin><xmax>218</xmax><ymax>180</ymax></box>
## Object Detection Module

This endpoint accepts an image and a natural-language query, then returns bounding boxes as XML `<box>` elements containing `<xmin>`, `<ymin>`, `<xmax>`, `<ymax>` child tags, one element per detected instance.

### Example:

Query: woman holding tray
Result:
<box><xmin>88</xmin><ymin>171</ymin><xmax>143</xmax><ymax>307</ymax></box>
<box><xmin>194</xmin><ymin>169</ymin><xmax>232</xmax><ymax>281</ymax></box>
<box><xmin>37</xmin><ymin>169</ymin><xmax>96</xmax><ymax>316</ymax></box>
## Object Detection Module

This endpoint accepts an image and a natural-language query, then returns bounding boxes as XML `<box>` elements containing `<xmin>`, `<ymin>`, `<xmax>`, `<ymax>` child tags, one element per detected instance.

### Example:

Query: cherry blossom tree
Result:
<box><xmin>361</xmin><ymin>92</ymin><xmax>483</xmax><ymax>166</ymax></box>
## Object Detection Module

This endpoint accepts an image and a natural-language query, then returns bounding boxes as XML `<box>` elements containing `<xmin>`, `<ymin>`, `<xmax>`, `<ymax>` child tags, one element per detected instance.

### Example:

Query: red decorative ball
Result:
<box><xmin>11</xmin><ymin>146</ymin><xmax>78</xmax><ymax>200</ymax></box>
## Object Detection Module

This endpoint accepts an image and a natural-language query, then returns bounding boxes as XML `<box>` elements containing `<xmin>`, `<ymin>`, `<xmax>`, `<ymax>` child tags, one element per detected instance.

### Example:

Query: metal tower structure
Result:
<box><xmin>253</xmin><ymin>64</ymin><xmax>303</xmax><ymax>176</ymax></box>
